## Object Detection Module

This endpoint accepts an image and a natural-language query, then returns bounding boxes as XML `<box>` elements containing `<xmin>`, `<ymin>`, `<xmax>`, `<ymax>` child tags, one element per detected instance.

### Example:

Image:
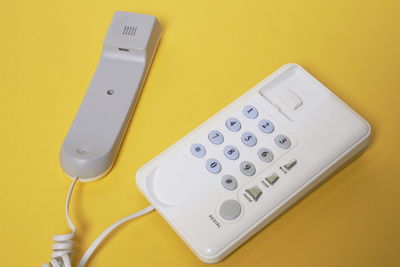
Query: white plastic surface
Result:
<box><xmin>60</xmin><ymin>11</ymin><xmax>161</xmax><ymax>181</ymax></box>
<box><xmin>136</xmin><ymin>64</ymin><xmax>371</xmax><ymax>263</ymax></box>
<box><xmin>279</xmin><ymin>89</ymin><xmax>303</xmax><ymax>109</ymax></box>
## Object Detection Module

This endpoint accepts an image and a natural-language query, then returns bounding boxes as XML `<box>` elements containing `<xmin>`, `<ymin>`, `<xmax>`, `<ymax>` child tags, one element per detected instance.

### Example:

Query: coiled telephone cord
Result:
<box><xmin>43</xmin><ymin>177</ymin><xmax>154</xmax><ymax>267</ymax></box>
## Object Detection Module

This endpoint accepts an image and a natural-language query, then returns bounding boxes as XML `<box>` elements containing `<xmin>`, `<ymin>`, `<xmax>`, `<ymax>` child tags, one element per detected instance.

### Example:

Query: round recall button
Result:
<box><xmin>219</xmin><ymin>199</ymin><xmax>241</xmax><ymax>220</ymax></box>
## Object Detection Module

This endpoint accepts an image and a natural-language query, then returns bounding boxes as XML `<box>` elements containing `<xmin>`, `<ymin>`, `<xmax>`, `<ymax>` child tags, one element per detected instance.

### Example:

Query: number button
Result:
<box><xmin>239</xmin><ymin>161</ymin><xmax>256</xmax><ymax>176</ymax></box>
<box><xmin>206</xmin><ymin>159</ymin><xmax>222</xmax><ymax>174</ymax></box>
<box><xmin>241</xmin><ymin>132</ymin><xmax>257</xmax><ymax>147</ymax></box>
<box><xmin>190</xmin><ymin>143</ymin><xmax>206</xmax><ymax>158</ymax></box>
<box><xmin>257</xmin><ymin>148</ymin><xmax>274</xmax><ymax>162</ymax></box>
<box><xmin>208</xmin><ymin>130</ymin><xmax>224</xmax><ymax>145</ymax></box>
<box><xmin>221</xmin><ymin>175</ymin><xmax>238</xmax><ymax>190</ymax></box>
<box><xmin>223</xmin><ymin>145</ymin><xmax>240</xmax><ymax>160</ymax></box>
<box><xmin>243</xmin><ymin>105</ymin><xmax>258</xmax><ymax>119</ymax></box>
<box><xmin>274</xmin><ymin>134</ymin><xmax>291</xmax><ymax>149</ymax></box>
<box><xmin>225</xmin><ymin>118</ymin><xmax>241</xmax><ymax>132</ymax></box>
<box><xmin>258</xmin><ymin>119</ymin><xmax>274</xmax><ymax>133</ymax></box>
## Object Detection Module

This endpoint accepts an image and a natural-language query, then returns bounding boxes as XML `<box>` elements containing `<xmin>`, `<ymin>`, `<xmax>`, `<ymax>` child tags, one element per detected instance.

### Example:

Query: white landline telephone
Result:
<box><xmin>136</xmin><ymin>63</ymin><xmax>370</xmax><ymax>263</ymax></box>
<box><xmin>44</xmin><ymin>11</ymin><xmax>370</xmax><ymax>267</ymax></box>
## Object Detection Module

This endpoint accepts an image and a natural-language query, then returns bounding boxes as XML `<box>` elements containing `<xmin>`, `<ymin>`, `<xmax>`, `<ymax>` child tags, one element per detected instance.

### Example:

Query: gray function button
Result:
<box><xmin>266</xmin><ymin>173</ymin><xmax>279</xmax><ymax>185</ymax></box>
<box><xmin>190</xmin><ymin>143</ymin><xmax>206</xmax><ymax>158</ymax></box>
<box><xmin>219</xmin><ymin>199</ymin><xmax>241</xmax><ymax>220</ymax></box>
<box><xmin>225</xmin><ymin>117</ymin><xmax>241</xmax><ymax>132</ymax></box>
<box><xmin>241</xmin><ymin>132</ymin><xmax>257</xmax><ymax>147</ymax></box>
<box><xmin>257</xmin><ymin>148</ymin><xmax>274</xmax><ymax>162</ymax></box>
<box><xmin>239</xmin><ymin>161</ymin><xmax>256</xmax><ymax>176</ymax></box>
<box><xmin>284</xmin><ymin>159</ymin><xmax>297</xmax><ymax>170</ymax></box>
<box><xmin>274</xmin><ymin>134</ymin><xmax>291</xmax><ymax>149</ymax></box>
<box><xmin>223</xmin><ymin>145</ymin><xmax>240</xmax><ymax>160</ymax></box>
<box><xmin>208</xmin><ymin>130</ymin><xmax>224</xmax><ymax>145</ymax></box>
<box><xmin>221</xmin><ymin>175</ymin><xmax>238</xmax><ymax>191</ymax></box>
<box><xmin>206</xmin><ymin>159</ymin><xmax>222</xmax><ymax>174</ymax></box>
<box><xmin>243</xmin><ymin>105</ymin><xmax>258</xmax><ymax>119</ymax></box>
<box><xmin>258</xmin><ymin>119</ymin><xmax>274</xmax><ymax>133</ymax></box>
<box><xmin>245</xmin><ymin>185</ymin><xmax>263</xmax><ymax>201</ymax></box>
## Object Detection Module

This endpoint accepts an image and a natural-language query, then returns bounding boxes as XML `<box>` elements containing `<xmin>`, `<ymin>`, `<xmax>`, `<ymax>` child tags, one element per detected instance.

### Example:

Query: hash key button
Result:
<box><xmin>221</xmin><ymin>175</ymin><xmax>238</xmax><ymax>190</ymax></box>
<box><xmin>245</xmin><ymin>185</ymin><xmax>263</xmax><ymax>201</ymax></box>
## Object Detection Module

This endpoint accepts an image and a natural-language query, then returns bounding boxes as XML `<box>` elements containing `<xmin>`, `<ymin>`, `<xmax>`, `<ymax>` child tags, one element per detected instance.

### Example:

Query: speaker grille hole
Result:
<box><xmin>122</xmin><ymin>25</ymin><xmax>137</xmax><ymax>36</ymax></box>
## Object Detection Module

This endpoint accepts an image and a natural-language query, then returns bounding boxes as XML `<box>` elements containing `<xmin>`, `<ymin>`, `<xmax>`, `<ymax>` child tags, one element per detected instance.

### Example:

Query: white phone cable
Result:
<box><xmin>43</xmin><ymin>177</ymin><xmax>154</xmax><ymax>267</ymax></box>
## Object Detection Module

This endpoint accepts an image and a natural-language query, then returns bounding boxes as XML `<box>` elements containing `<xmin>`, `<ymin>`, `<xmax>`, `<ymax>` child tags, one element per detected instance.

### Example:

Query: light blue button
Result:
<box><xmin>190</xmin><ymin>143</ymin><xmax>206</xmax><ymax>158</ymax></box>
<box><xmin>240</xmin><ymin>161</ymin><xmax>256</xmax><ymax>176</ymax></box>
<box><xmin>221</xmin><ymin>175</ymin><xmax>238</xmax><ymax>190</ymax></box>
<box><xmin>241</xmin><ymin>132</ymin><xmax>257</xmax><ymax>147</ymax></box>
<box><xmin>225</xmin><ymin>118</ymin><xmax>241</xmax><ymax>132</ymax></box>
<box><xmin>208</xmin><ymin>130</ymin><xmax>224</xmax><ymax>145</ymax></box>
<box><xmin>223</xmin><ymin>145</ymin><xmax>240</xmax><ymax>160</ymax></box>
<box><xmin>224</xmin><ymin>146</ymin><xmax>239</xmax><ymax>160</ymax></box>
<box><xmin>257</xmin><ymin>148</ymin><xmax>274</xmax><ymax>162</ymax></box>
<box><xmin>274</xmin><ymin>134</ymin><xmax>291</xmax><ymax>149</ymax></box>
<box><xmin>206</xmin><ymin>158</ymin><xmax>222</xmax><ymax>174</ymax></box>
<box><xmin>258</xmin><ymin>119</ymin><xmax>274</xmax><ymax>133</ymax></box>
<box><xmin>243</xmin><ymin>105</ymin><xmax>258</xmax><ymax>119</ymax></box>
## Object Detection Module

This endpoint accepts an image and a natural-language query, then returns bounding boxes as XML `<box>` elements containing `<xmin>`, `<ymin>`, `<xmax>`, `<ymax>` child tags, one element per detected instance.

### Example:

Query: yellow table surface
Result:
<box><xmin>1</xmin><ymin>0</ymin><xmax>399</xmax><ymax>266</ymax></box>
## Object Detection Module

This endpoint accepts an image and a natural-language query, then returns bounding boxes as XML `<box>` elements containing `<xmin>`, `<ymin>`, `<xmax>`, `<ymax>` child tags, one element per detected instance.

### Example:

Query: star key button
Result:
<box><xmin>190</xmin><ymin>143</ymin><xmax>206</xmax><ymax>158</ymax></box>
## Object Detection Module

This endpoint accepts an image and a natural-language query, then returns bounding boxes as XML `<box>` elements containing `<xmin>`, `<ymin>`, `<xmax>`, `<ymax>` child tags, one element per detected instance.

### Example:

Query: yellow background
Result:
<box><xmin>1</xmin><ymin>0</ymin><xmax>399</xmax><ymax>266</ymax></box>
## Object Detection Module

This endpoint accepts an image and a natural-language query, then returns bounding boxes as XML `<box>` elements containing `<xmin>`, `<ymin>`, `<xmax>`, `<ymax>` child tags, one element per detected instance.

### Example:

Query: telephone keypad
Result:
<box><xmin>188</xmin><ymin>103</ymin><xmax>294</xmax><ymax>214</ymax></box>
